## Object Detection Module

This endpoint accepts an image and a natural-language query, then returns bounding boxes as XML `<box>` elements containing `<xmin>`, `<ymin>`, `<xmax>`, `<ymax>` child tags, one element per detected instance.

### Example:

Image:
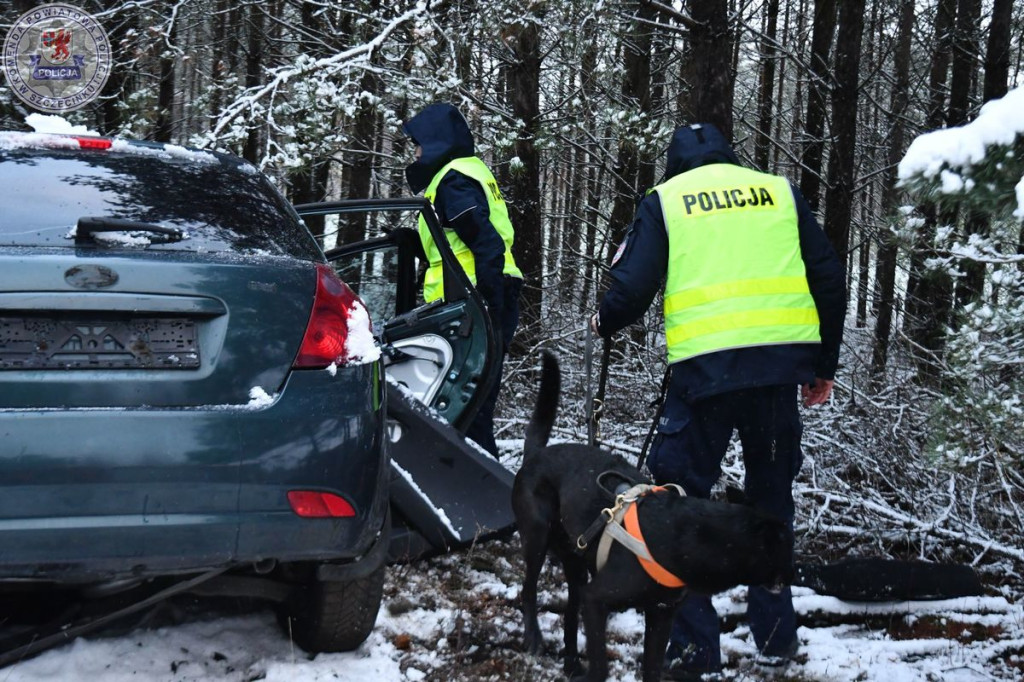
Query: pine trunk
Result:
<box><xmin>506</xmin><ymin>9</ymin><xmax>543</xmax><ymax>354</ymax></box>
<box><xmin>607</xmin><ymin>4</ymin><xmax>655</xmax><ymax>249</ymax></box>
<box><xmin>685</xmin><ymin>0</ymin><xmax>734</xmax><ymax>140</ymax></box>
<box><xmin>904</xmin><ymin>0</ymin><xmax>955</xmax><ymax>327</ymax></box>
<box><xmin>950</xmin><ymin>0</ymin><xmax>983</xmax><ymax>307</ymax></box>
<box><xmin>242</xmin><ymin>5</ymin><xmax>265</xmax><ymax>164</ymax></box>
<box><xmin>755</xmin><ymin>0</ymin><xmax>780</xmax><ymax>170</ymax></box>
<box><xmin>798</xmin><ymin>0</ymin><xmax>837</xmax><ymax>212</ymax></box>
<box><xmin>821</xmin><ymin>0</ymin><xmax>865</xmax><ymax>264</ymax></box>
<box><xmin>870</xmin><ymin>0</ymin><xmax>914</xmax><ymax>377</ymax></box>
<box><xmin>154</xmin><ymin>7</ymin><xmax>177</xmax><ymax>143</ymax></box>
<box><xmin>910</xmin><ymin>0</ymin><xmax>978</xmax><ymax>382</ymax></box>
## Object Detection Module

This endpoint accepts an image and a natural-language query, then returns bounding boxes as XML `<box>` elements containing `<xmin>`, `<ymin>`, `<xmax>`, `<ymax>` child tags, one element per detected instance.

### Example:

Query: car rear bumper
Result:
<box><xmin>0</xmin><ymin>362</ymin><xmax>388</xmax><ymax>583</ymax></box>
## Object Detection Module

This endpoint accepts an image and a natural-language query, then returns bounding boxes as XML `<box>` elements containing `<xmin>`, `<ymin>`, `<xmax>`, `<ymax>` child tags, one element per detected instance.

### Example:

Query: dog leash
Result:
<box><xmin>585</xmin><ymin>325</ymin><xmax>612</xmax><ymax>446</ymax></box>
<box><xmin>636</xmin><ymin>366</ymin><xmax>671</xmax><ymax>471</ymax></box>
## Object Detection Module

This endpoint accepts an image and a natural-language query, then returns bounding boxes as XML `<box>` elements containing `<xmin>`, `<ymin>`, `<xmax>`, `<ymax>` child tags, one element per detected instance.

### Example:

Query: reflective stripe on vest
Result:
<box><xmin>655</xmin><ymin>165</ymin><xmax>820</xmax><ymax>364</ymax></box>
<box><xmin>418</xmin><ymin>157</ymin><xmax>523</xmax><ymax>302</ymax></box>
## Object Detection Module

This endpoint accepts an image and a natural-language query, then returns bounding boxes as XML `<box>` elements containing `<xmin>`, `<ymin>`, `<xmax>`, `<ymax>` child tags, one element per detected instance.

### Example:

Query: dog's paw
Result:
<box><xmin>561</xmin><ymin>653</ymin><xmax>583</xmax><ymax>677</ymax></box>
<box><xmin>522</xmin><ymin>628</ymin><xmax>543</xmax><ymax>656</ymax></box>
<box><xmin>569</xmin><ymin>671</ymin><xmax>604</xmax><ymax>682</ymax></box>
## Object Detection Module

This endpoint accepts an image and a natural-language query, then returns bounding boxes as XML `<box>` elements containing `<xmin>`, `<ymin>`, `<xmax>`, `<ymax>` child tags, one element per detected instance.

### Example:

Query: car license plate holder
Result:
<box><xmin>0</xmin><ymin>316</ymin><xmax>200</xmax><ymax>370</ymax></box>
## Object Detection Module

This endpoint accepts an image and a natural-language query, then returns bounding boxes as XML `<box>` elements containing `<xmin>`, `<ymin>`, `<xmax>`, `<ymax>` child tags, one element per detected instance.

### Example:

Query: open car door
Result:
<box><xmin>293</xmin><ymin>199</ymin><xmax>515</xmax><ymax>561</ymax></box>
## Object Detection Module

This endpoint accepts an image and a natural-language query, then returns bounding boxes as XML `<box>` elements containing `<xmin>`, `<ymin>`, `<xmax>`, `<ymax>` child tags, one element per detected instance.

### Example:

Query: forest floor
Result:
<box><xmin>3</xmin><ymin>439</ymin><xmax>1022</xmax><ymax>682</ymax></box>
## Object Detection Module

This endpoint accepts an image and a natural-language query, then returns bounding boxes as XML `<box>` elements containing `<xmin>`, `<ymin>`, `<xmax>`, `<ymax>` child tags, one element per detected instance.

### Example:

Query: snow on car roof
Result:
<box><xmin>108</xmin><ymin>138</ymin><xmax>220</xmax><ymax>164</ymax></box>
<box><xmin>0</xmin><ymin>130</ymin><xmax>223</xmax><ymax>166</ymax></box>
<box><xmin>0</xmin><ymin>114</ymin><xmax>263</xmax><ymax>174</ymax></box>
<box><xmin>25</xmin><ymin>113</ymin><xmax>98</xmax><ymax>135</ymax></box>
<box><xmin>0</xmin><ymin>131</ymin><xmax>82</xmax><ymax>151</ymax></box>
<box><xmin>2</xmin><ymin>121</ymin><xmax>224</xmax><ymax>168</ymax></box>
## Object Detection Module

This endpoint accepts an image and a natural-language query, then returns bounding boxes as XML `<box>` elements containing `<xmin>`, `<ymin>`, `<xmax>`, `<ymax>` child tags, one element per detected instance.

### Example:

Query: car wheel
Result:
<box><xmin>283</xmin><ymin>563</ymin><xmax>386</xmax><ymax>653</ymax></box>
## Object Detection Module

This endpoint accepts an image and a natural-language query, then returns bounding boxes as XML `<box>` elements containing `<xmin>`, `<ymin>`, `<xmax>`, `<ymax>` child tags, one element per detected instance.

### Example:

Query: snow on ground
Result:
<box><xmin>4</xmin><ymin>561</ymin><xmax>1021</xmax><ymax>682</ymax></box>
<box><xmin>3</xmin><ymin>443</ymin><xmax>1022</xmax><ymax>682</ymax></box>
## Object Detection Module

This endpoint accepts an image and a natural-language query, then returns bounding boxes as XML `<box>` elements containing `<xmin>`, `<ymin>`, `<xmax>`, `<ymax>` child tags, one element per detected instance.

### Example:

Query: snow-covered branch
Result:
<box><xmin>203</xmin><ymin>5</ymin><xmax>432</xmax><ymax>146</ymax></box>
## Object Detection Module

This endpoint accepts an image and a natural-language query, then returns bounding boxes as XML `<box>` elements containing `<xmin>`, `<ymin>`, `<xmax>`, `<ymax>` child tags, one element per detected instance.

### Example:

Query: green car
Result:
<box><xmin>0</xmin><ymin>131</ymin><xmax>511</xmax><ymax>658</ymax></box>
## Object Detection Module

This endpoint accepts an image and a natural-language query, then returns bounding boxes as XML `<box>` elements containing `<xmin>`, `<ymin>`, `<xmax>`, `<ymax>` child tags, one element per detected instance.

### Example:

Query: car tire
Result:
<box><xmin>283</xmin><ymin>563</ymin><xmax>386</xmax><ymax>653</ymax></box>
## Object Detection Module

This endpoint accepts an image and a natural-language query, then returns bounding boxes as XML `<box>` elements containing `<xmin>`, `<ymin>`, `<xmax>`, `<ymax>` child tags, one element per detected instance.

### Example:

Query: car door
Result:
<box><xmin>293</xmin><ymin>199</ymin><xmax>515</xmax><ymax>559</ymax></box>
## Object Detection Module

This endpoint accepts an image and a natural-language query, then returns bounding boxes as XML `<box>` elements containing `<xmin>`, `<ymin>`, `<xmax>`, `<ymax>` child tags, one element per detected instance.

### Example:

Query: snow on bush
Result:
<box><xmin>899</xmin><ymin>86</ymin><xmax>1024</xmax><ymax>469</ymax></box>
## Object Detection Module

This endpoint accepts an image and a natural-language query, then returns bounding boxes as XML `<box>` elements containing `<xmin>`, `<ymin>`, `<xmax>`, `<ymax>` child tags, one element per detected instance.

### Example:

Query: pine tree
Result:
<box><xmin>899</xmin><ymin>86</ymin><xmax>1024</xmax><ymax>466</ymax></box>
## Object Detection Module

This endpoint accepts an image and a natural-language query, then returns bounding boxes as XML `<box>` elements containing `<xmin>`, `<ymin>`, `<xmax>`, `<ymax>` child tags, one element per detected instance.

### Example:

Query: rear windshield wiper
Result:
<box><xmin>75</xmin><ymin>216</ymin><xmax>186</xmax><ymax>244</ymax></box>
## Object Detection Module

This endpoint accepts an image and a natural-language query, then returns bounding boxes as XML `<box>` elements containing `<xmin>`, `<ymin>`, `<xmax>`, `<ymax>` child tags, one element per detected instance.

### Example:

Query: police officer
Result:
<box><xmin>591</xmin><ymin>123</ymin><xmax>845</xmax><ymax>678</ymax></box>
<box><xmin>403</xmin><ymin>103</ymin><xmax>524</xmax><ymax>457</ymax></box>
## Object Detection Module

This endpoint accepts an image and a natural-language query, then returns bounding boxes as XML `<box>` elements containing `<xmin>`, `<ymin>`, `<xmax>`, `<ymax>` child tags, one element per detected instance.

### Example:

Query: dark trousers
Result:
<box><xmin>465</xmin><ymin>276</ymin><xmax>522</xmax><ymax>457</ymax></box>
<box><xmin>646</xmin><ymin>384</ymin><xmax>803</xmax><ymax>667</ymax></box>
<box><xmin>465</xmin><ymin>351</ymin><xmax>504</xmax><ymax>456</ymax></box>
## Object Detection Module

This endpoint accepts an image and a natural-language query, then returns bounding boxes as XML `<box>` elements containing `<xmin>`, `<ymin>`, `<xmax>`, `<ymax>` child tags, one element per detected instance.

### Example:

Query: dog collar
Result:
<box><xmin>594</xmin><ymin>484</ymin><xmax>686</xmax><ymax>589</ymax></box>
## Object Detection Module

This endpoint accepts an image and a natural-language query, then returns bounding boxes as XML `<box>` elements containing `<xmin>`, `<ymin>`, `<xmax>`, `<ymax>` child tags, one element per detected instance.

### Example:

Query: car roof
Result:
<box><xmin>0</xmin><ymin>130</ymin><xmax>252</xmax><ymax>172</ymax></box>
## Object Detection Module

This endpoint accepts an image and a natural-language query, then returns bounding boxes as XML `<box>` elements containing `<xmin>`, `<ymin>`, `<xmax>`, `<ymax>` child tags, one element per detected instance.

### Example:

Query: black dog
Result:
<box><xmin>512</xmin><ymin>352</ymin><xmax>794</xmax><ymax>682</ymax></box>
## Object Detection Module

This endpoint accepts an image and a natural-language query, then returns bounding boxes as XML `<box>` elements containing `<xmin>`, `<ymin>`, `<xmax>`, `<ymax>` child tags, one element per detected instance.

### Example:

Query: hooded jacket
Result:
<box><xmin>402</xmin><ymin>103</ymin><xmax>520</xmax><ymax>350</ymax></box>
<box><xmin>596</xmin><ymin>123</ymin><xmax>846</xmax><ymax>402</ymax></box>
<box><xmin>403</xmin><ymin>103</ymin><xmax>476</xmax><ymax>195</ymax></box>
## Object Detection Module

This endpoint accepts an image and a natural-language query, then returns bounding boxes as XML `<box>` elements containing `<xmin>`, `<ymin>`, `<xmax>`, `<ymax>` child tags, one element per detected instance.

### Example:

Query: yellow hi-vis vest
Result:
<box><xmin>418</xmin><ymin>157</ymin><xmax>522</xmax><ymax>302</ymax></box>
<box><xmin>655</xmin><ymin>164</ymin><xmax>821</xmax><ymax>364</ymax></box>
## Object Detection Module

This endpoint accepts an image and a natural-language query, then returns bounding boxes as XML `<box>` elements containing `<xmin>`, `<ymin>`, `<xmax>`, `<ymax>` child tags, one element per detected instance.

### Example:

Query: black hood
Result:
<box><xmin>402</xmin><ymin>103</ymin><xmax>475</xmax><ymax>194</ymax></box>
<box><xmin>663</xmin><ymin>123</ymin><xmax>740</xmax><ymax>181</ymax></box>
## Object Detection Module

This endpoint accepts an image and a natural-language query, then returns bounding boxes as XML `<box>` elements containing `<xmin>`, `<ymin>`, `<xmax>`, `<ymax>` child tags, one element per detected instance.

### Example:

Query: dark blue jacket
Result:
<box><xmin>597</xmin><ymin>124</ymin><xmax>846</xmax><ymax>402</ymax></box>
<box><xmin>403</xmin><ymin>104</ymin><xmax>509</xmax><ymax>339</ymax></box>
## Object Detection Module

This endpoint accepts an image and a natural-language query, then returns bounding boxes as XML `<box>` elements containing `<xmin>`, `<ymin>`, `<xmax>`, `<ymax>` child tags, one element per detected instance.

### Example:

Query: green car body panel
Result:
<box><xmin>0</xmin><ymin>134</ymin><xmax>388</xmax><ymax>584</ymax></box>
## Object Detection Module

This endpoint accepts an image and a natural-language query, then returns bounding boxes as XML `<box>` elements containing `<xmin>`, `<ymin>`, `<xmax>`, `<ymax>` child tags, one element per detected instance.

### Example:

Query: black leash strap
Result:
<box><xmin>586</xmin><ymin>327</ymin><xmax>612</xmax><ymax>447</ymax></box>
<box><xmin>591</xmin><ymin>339</ymin><xmax>611</xmax><ymax>444</ymax></box>
<box><xmin>636</xmin><ymin>366</ymin><xmax>671</xmax><ymax>471</ymax></box>
<box><xmin>577</xmin><ymin>509</ymin><xmax>611</xmax><ymax>552</ymax></box>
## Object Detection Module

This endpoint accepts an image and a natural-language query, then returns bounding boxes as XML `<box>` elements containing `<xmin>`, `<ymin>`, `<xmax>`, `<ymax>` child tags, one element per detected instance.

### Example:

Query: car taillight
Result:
<box><xmin>73</xmin><ymin>136</ymin><xmax>112</xmax><ymax>150</ymax></box>
<box><xmin>287</xmin><ymin>490</ymin><xmax>356</xmax><ymax>518</ymax></box>
<box><xmin>293</xmin><ymin>264</ymin><xmax>360</xmax><ymax>369</ymax></box>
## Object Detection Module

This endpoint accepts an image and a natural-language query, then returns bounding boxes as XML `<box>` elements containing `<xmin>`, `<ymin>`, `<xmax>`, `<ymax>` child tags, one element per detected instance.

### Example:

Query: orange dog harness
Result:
<box><xmin>594</xmin><ymin>484</ymin><xmax>686</xmax><ymax>588</ymax></box>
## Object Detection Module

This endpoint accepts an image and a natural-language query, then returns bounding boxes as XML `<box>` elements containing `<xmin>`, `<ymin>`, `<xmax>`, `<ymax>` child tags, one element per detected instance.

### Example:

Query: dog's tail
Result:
<box><xmin>524</xmin><ymin>352</ymin><xmax>560</xmax><ymax>459</ymax></box>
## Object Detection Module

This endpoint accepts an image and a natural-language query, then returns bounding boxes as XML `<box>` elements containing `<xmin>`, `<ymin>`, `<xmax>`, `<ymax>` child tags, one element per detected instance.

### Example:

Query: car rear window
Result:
<box><xmin>0</xmin><ymin>144</ymin><xmax>321</xmax><ymax>259</ymax></box>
